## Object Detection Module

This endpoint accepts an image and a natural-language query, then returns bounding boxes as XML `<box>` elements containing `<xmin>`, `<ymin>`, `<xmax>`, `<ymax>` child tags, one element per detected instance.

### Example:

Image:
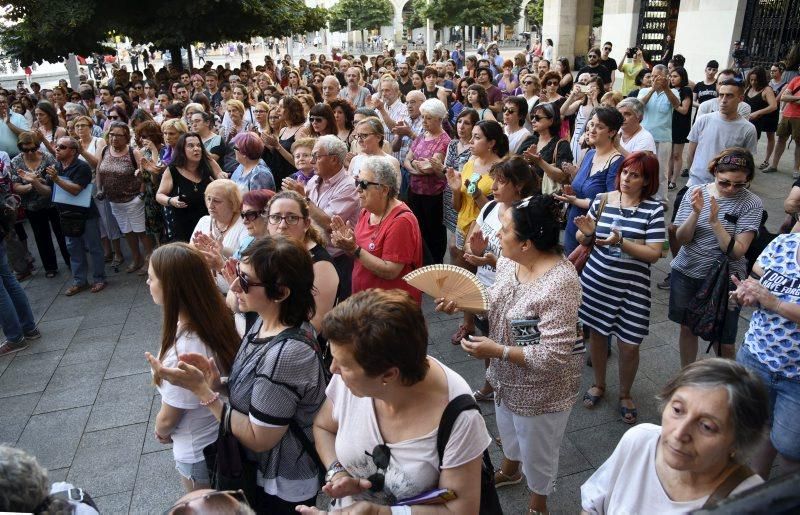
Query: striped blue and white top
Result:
<box><xmin>671</xmin><ymin>184</ymin><xmax>763</xmax><ymax>280</ymax></box>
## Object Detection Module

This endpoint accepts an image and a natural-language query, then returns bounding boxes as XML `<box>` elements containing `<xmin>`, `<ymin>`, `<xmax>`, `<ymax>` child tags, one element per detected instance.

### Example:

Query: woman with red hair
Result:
<box><xmin>573</xmin><ymin>151</ymin><xmax>666</xmax><ymax>424</ymax></box>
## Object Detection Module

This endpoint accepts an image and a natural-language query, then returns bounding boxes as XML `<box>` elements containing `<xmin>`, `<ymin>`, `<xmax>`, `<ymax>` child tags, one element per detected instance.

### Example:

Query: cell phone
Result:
<box><xmin>178</xmin><ymin>194</ymin><xmax>189</xmax><ymax>204</ymax></box>
<box><xmin>578</xmin><ymin>84</ymin><xmax>591</xmax><ymax>93</ymax></box>
<box><xmin>626</xmin><ymin>47</ymin><xmax>636</xmax><ymax>59</ymax></box>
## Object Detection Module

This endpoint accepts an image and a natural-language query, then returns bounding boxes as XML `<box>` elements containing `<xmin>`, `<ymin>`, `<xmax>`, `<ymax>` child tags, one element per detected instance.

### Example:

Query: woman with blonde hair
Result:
<box><xmin>283</xmin><ymin>68</ymin><xmax>305</xmax><ymax>96</ymax></box>
<box><xmin>347</xmin><ymin>117</ymin><xmax>401</xmax><ymax>181</ymax></box>
<box><xmin>147</xmin><ymin>242</ymin><xmax>240</xmax><ymax>493</ymax></box>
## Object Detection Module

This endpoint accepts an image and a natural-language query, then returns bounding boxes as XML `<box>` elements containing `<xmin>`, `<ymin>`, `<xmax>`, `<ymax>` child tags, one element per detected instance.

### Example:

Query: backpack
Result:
<box><xmin>437</xmin><ymin>394</ymin><xmax>503</xmax><ymax>515</ymax></box>
<box><xmin>0</xmin><ymin>173</ymin><xmax>21</xmax><ymax>242</ymax></box>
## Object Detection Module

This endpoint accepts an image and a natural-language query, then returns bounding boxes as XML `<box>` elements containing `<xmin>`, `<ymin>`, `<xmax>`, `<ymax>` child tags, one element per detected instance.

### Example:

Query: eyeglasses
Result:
<box><xmin>716</xmin><ymin>179</ymin><xmax>749</xmax><ymax>189</ymax></box>
<box><xmin>353</xmin><ymin>133</ymin><xmax>373</xmax><ymax>141</ymax></box>
<box><xmin>267</xmin><ymin>214</ymin><xmax>303</xmax><ymax>225</ymax></box>
<box><xmin>365</xmin><ymin>444</ymin><xmax>391</xmax><ymax>493</ymax></box>
<box><xmin>233</xmin><ymin>146</ymin><xmax>240</xmax><ymax>152</ymax></box>
<box><xmin>310</xmin><ymin>116</ymin><xmax>325</xmax><ymax>123</ymax></box>
<box><xmin>18</xmin><ymin>146</ymin><xmax>37</xmax><ymax>153</ymax></box>
<box><xmin>502</xmin><ymin>108</ymin><xmax>517</xmax><ymax>114</ymax></box>
<box><xmin>107</xmin><ymin>115</ymin><xmax>120</xmax><ymax>120</ymax></box>
<box><xmin>355</xmin><ymin>178</ymin><xmax>382</xmax><ymax>190</ymax></box>
<box><xmin>163</xmin><ymin>489</ymin><xmax>249</xmax><ymax>515</ymax></box>
<box><xmin>253</xmin><ymin>109</ymin><xmax>267</xmax><ymax>114</ymax></box>
<box><xmin>588</xmin><ymin>54</ymin><xmax>599</xmax><ymax>59</ymax></box>
<box><xmin>108</xmin><ymin>133</ymin><xmax>126</xmax><ymax>138</ymax></box>
<box><xmin>240</xmin><ymin>210</ymin><xmax>264</xmax><ymax>221</ymax></box>
<box><xmin>531</xmin><ymin>115</ymin><xmax>551</xmax><ymax>122</ymax></box>
<box><xmin>546</xmin><ymin>81</ymin><xmax>559</xmax><ymax>86</ymax></box>
<box><xmin>236</xmin><ymin>263</ymin><xmax>264</xmax><ymax>294</ymax></box>
<box><xmin>603</xmin><ymin>47</ymin><xmax>612</xmax><ymax>52</ymax></box>
<box><xmin>311</xmin><ymin>152</ymin><xmax>329</xmax><ymax>161</ymax></box>
<box><xmin>522</xmin><ymin>81</ymin><xmax>535</xmax><ymax>85</ymax></box>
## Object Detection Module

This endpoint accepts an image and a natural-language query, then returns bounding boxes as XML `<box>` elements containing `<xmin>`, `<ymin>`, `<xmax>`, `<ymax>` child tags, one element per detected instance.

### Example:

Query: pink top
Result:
<box><xmin>305</xmin><ymin>168</ymin><xmax>361</xmax><ymax>258</ymax></box>
<box><xmin>409</xmin><ymin>131</ymin><xmax>450</xmax><ymax>195</ymax></box>
<box><xmin>486</xmin><ymin>257</ymin><xmax>583</xmax><ymax>416</ymax></box>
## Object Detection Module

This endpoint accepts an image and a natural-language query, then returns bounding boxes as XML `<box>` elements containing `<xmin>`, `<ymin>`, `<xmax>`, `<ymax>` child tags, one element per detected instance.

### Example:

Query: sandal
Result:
<box><xmin>126</xmin><ymin>262</ymin><xmax>144</xmax><ymax>274</ymax></box>
<box><xmin>45</xmin><ymin>270</ymin><xmax>57</xmax><ymax>278</ymax></box>
<box><xmin>111</xmin><ymin>256</ymin><xmax>125</xmax><ymax>267</ymax></box>
<box><xmin>619</xmin><ymin>396</ymin><xmax>638</xmax><ymax>425</ymax></box>
<box><xmin>583</xmin><ymin>385</ymin><xmax>605</xmax><ymax>409</ymax></box>
<box><xmin>90</xmin><ymin>282</ymin><xmax>107</xmax><ymax>293</ymax></box>
<box><xmin>65</xmin><ymin>284</ymin><xmax>89</xmax><ymax>297</ymax></box>
<box><xmin>494</xmin><ymin>469</ymin><xmax>523</xmax><ymax>488</ymax></box>
<box><xmin>668</xmin><ymin>182</ymin><xmax>676</xmax><ymax>190</ymax></box>
<box><xmin>104</xmin><ymin>254</ymin><xmax>114</xmax><ymax>263</ymax></box>
<box><xmin>137</xmin><ymin>260</ymin><xmax>149</xmax><ymax>276</ymax></box>
<box><xmin>473</xmin><ymin>389</ymin><xmax>494</xmax><ymax>402</ymax></box>
<box><xmin>758</xmin><ymin>160</ymin><xmax>770</xmax><ymax>170</ymax></box>
<box><xmin>450</xmin><ymin>324</ymin><xmax>474</xmax><ymax>346</ymax></box>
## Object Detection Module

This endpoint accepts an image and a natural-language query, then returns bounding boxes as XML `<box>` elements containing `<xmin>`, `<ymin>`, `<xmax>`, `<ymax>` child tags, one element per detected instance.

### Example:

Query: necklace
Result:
<box><xmin>368</xmin><ymin>201</ymin><xmax>392</xmax><ymax>251</ymax></box>
<box><xmin>618</xmin><ymin>192</ymin><xmax>641</xmax><ymax>218</ymax></box>
<box><xmin>213</xmin><ymin>219</ymin><xmax>230</xmax><ymax>242</ymax></box>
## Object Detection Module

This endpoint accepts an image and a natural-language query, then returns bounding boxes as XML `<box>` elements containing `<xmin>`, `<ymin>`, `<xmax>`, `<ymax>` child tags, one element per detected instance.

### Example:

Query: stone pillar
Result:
<box><xmin>393</xmin><ymin>3</ymin><xmax>405</xmax><ymax>44</ymax></box>
<box><xmin>542</xmin><ymin>0</ymin><xmax>578</xmax><ymax>62</ymax></box>
<box><xmin>673</xmin><ymin>0</ymin><xmax>748</xmax><ymax>81</ymax></box>
<box><xmin>574</xmin><ymin>0</ymin><xmax>593</xmax><ymax>53</ymax></box>
<box><xmin>601</xmin><ymin>0</ymin><xmax>641</xmax><ymax>58</ymax></box>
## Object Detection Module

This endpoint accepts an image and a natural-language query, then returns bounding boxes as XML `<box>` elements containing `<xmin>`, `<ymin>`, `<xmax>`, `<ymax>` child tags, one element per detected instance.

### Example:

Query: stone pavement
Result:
<box><xmin>1</xmin><ymin>139</ymin><xmax>796</xmax><ymax>514</ymax></box>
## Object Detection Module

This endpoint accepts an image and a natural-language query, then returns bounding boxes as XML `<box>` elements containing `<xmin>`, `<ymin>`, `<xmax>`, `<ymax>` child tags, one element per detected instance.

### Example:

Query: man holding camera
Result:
<box><xmin>618</xmin><ymin>48</ymin><xmax>645</xmax><ymax>96</ymax></box>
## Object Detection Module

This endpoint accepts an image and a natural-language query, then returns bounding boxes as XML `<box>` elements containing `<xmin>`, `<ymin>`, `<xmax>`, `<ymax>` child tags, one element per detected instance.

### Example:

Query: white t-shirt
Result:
<box><xmin>475</xmin><ymin>201</ymin><xmax>502</xmax><ymax>287</ymax></box>
<box><xmin>505</xmin><ymin>127</ymin><xmax>531</xmax><ymax>155</ymax></box>
<box><xmin>156</xmin><ymin>328</ymin><xmax>219</xmax><ymax>464</ymax></box>
<box><xmin>581</xmin><ymin>424</ymin><xmax>763</xmax><ymax>514</ymax></box>
<box><xmin>620</xmin><ymin>127</ymin><xmax>657</xmax><ymax>154</ymax></box>
<box><xmin>327</xmin><ymin>358</ymin><xmax>491</xmax><ymax>507</ymax></box>
<box><xmin>686</xmin><ymin>113</ymin><xmax>758</xmax><ymax>187</ymax></box>
<box><xmin>191</xmin><ymin>215</ymin><xmax>247</xmax><ymax>293</ymax></box>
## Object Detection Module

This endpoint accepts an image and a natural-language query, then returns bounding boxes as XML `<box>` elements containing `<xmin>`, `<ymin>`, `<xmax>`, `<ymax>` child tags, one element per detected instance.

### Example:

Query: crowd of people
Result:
<box><xmin>0</xmin><ymin>37</ymin><xmax>799</xmax><ymax>514</ymax></box>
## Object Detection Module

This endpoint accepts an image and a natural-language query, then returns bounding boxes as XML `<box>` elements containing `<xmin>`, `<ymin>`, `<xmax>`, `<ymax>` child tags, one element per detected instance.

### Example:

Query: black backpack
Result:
<box><xmin>437</xmin><ymin>394</ymin><xmax>503</xmax><ymax>515</ymax></box>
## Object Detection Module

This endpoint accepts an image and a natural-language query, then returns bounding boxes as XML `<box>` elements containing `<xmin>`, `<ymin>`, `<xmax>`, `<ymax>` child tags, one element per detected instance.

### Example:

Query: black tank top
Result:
<box><xmin>262</xmin><ymin>128</ymin><xmax>299</xmax><ymax>187</ymax></box>
<box><xmin>168</xmin><ymin>165</ymin><xmax>211</xmax><ymax>242</ymax></box>
<box><xmin>744</xmin><ymin>87</ymin><xmax>769</xmax><ymax>113</ymax></box>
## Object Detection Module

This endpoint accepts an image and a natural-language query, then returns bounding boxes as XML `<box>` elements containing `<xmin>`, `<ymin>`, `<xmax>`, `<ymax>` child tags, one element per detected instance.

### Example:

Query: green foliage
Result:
<box><xmin>593</xmin><ymin>0</ymin><xmax>604</xmax><ymax>28</ymax></box>
<box><xmin>421</xmin><ymin>0</ymin><xmax>521</xmax><ymax>28</ymax></box>
<box><xmin>405</xmin><ymin>0</ymin><xmax>428</xmax><ymax>31</ymax></box>
<box><xmin>328</xmin><ymin>0</ymin><xmax>394</xmax><ymax>33</ymax></box>
<box><xmin>525</xmin><ymin>0</ymin><xmax>544</xmax><ymax>29</ymax></box>
<box><xmin>0</xmin><ymin>0</ymin><xmax>328</xmax><ymax>65</ymax></box>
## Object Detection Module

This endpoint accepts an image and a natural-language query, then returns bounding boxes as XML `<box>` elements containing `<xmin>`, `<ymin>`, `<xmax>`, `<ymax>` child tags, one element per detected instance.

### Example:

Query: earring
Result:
<box><xmin>382</xmin><ymin>381</ymin><xmax>387</xmax><ymax>386</ymax></box>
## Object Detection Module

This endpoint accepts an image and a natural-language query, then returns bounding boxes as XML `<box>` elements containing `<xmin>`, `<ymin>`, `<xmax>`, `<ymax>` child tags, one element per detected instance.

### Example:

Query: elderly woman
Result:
<box><xmin>575</xmin><ymin>153</ymin><xmax>665</xmax><ymax>423</ymax></box>
<box><xmin>436</xmin><ymin>194</ymin><xmax>583</xmax><ymax>515</ymax></box>
<box><xmin>229</xmin><ymin>132</ymin><xmax>275</xmax><ymax>193</ymax></box>
<box><xmin>404</xmin><ymin>98</ymin><xmax>451</xmax><ymax>263</ymax></box>
<box><xmin>10</xmin><ymin>131</ymin><xmax>68</xmax><ymax>278</ymax></box>
<box><xmin>331</xmin><ymin>156</ymin><xmax>423</xmax><ymax>303</ymax></box>
<box><xmin>733</xmin><ymin>232</ymin><xmax>800</xmax><ymax>479</ymax></box>
<box><xmin>614</xmin><ymin>97</ymin><xmax>657</xmax><ymax>157</ymax></box>
<box><xmin>295</xmin><ymin>289</ymin><xmax>492</xmax><ymax>514</ymax></box>
<box><xmin>95</xmin><ymin>121</ymin><xmax>152</xmax><ymax>275</ymax></box>
<box><xmin>146</xmin><ymin>236</ymin><xmax>327</xmax><ymax>513</ymax></box>
<box><xmin>267</xmin><ymin>191</ymin><xmax>339</xmax><ymax>331</ymax></box>
<box><xmin>556</xmin><ymin>107</ymin><xmax>625</xmax><ymax>255</ymax></box>
<box><xmin>347</xmin><ymin>117</ymin><xmax>400</xmax><ymax>181</ymax></box>
<box><xmin>220</xmin><ymin>99</ymin><xmax>254</xmax><ymax>174</ymax></box>
<box><xmin>498</xmin><ymin>60</ymin><xmax>519</xmax><ymax>99</ymax></box>
<box><xmin>156</xmin><ymin>133</ymin><xmax>216</xmax><ymax>242</ymax></box>
<box><xmin>581</xmin><ymin>359</ymin><xmax>767</xmax><ymax>513</ymax></box>
<box><xmin>158</xmin><ymin>118</ymin><xmax>189</xmax><ymax>168</ymax></box>
<box><xmin>670</xmin><ymin>148</ymin><xmax>763</xmax><ymax>365</ymax></box>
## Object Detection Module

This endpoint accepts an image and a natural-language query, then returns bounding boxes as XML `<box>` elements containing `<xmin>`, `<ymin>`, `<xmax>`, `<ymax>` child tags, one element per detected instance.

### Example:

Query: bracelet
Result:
<box><xmin>501</xmin><ymin>345</ymin><xmax>510</xmax><ymax>362</ymax></box>
<box><xmin>353</xmin><ymin>246</ymin><xmax>362</xmax><ymax>258</ymax></box>
<box><xmin>390</xmin><ymin>507</ymin><xmax>412</xmax><ymax>515</ymax></box>
<box><xmin>199</xmin><ymin>391</ymin><xmax>220</xmax><ymax>406</ymax></box>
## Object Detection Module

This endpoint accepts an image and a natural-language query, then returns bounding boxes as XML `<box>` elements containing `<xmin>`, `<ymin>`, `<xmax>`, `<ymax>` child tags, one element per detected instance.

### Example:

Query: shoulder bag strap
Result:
<box><xmin>701</xmin><ymin>464</ymin><xmax>756</xmax><ymax>508</ymax></box>
<box><xmin>436</xmin><ymin>394</ymin><xmax>480</xmax><ymax>467</ymax></box>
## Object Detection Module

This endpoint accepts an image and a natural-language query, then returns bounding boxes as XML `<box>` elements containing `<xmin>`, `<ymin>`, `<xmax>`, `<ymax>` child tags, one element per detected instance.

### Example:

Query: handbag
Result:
<box><xmin>567</xmin><ymin>193</ymin><xmax>608</xmax><ymax>274</ymax></box>
<box><xmin>202</xmin><ymin>403</ymin><xmax>259</xmax><ymax>504</ymax></box>
<box><xmin>59</xmin><ymin>210</ymin><xmax>88</xmax><ymax>238</ymax></box>
<box><xmin>682</xmin><ymin>237</ymin><xmax>737</xmax><ymax>347</ymax></box>
<box><xmin>541</xmin><ymin>139</ymin><xmax>568</xmax><ymax>195</ymax></box>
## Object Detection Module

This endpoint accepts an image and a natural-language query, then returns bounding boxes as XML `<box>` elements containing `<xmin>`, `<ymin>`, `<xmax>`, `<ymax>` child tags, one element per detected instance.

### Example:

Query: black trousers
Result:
<box><xmin>408</xmin><ymin>191</ymin><xmax>446</xmax><ymax>264</ymax></box>
<box><xmin>253</xmin><ymin>490</ymin><xmax>316</xmax><ymax>515</ymax></box>
<box><xmin>331</xmin><ymin>253</ymin><xmax>353</xmax><ymax>301</ymax></box>
<box><xmin>26</xmin><ymin>207</ymin><xmax>70</xmax><ymax>272</ymax></box>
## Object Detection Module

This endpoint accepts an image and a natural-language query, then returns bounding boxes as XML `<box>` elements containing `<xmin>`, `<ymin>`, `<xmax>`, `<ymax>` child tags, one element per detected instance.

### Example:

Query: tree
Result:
<box><xmin>406</xmin><ymin>0</ymin><xmax>428</xmax><ymax>31</ymax></box>
<box><xmin>421</xmin><ymin>0</ymin><xmax>521</xmax><ymax>32</ymax></box>
<box><xmin>328</xmin><ymin>0</ymin><xmax>393</xmax><ymax>46</ymax></box>
<box><xmin>0</xmin><ymin>0</ymin><xmax>328</xmax><ymax>66</ymax></box>
<box><xmin>526</xmin><ymin>0</ymin><xmax>544</xmax><ymax>31</ymax></box>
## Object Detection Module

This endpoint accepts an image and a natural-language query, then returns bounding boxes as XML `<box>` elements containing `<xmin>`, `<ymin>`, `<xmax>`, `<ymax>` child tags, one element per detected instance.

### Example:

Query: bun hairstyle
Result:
<box><xmin>510</xmin><ymin>194</ymin><xmax>562</xmax><ymax>252</ymax></box>
<box><xmin>709</xmin><ymin>147</ymin><xmax>755</xmax><ymax>181</ymax></box>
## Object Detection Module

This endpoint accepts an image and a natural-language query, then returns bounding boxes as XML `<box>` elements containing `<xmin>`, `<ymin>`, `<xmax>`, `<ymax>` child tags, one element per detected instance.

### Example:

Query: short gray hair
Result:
<box><xmin>652</xmin><ymin>64</ymin><xmax>668</xmax><ymax>75</ymax></box>
<box><xmin>315</xmin><ymin>135</ymin><xmax>347</xmax><ymax>164</ymax></box>
<box><xmin>617</xmin><ymin>97</ymin><xmax>644</xmax><ymax>120</ymax></box>
<box><xmin>420</xmin><ymin>98</ymin><xmax>447</xmax><ymax>119</ymax></box>
<box><xmin>0</xmin><ymin>445</ymin><xmax>50</xmax><ymax>512</ymax></box>
<box><xmin>362</xmin><ymin>156</ymin><xmax>399</xmax><ymax>198</ymax></box>
<box><xmin>64</xmin><ymin>102</ymin><xmax>87</xmax><ymax>115</ymax></box>
<box><xmin>656</xmin><ymin>358</ymin><xmax>768</xmax><ymax>459</ymax></box>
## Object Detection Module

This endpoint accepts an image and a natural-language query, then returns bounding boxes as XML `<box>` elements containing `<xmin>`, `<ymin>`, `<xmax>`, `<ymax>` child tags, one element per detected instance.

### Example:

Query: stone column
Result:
<box><xmin>392</xmin><ymin>0</ymin><xmax>405</xmax><ymax>44</ymax></box>
<box><xmin>542</xmin><ymin>0</ymin><xmax>578</xmax><ymax>61</ymax></box>
<box><xmin>601</xmin><ymin>0</ymin><xmax>641</xmax><ymax>58</ymax></box>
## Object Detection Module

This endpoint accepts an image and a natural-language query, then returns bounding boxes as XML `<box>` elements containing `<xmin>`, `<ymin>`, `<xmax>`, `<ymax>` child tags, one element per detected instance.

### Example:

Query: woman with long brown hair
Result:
<box><xmin>146</xmin><ymin>242</ymin><xmax>239</xmax><ymax>494</ymax></box>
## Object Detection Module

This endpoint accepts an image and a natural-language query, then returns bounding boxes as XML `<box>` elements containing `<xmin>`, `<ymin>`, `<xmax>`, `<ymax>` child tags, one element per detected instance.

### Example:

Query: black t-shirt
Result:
<box><xmin>578</xmin><ymin>64</ymin><xmax>611</xmax><ymax>86</ymax></box>
<box><xmin>599</xmin><ymin>57</ymin><xmax>618</xmax><ymax>74</ymax></box>
<box><xmin>693</xmin><ymin>81</ymin><xmax>718</xmax><ymax>104</ymax></box>
<box><xmin>49</xmin><ymin>158</ymin><xmax>99</xmax><ymax>217</ymax></box>
<box><xmin>398</xmin><ymin>77</ymin><xmax>415</xmax><ymax>97</ymax></box>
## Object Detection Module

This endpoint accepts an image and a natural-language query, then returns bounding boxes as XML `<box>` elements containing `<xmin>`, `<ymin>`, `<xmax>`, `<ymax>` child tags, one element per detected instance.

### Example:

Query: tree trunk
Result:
<box><xmin>186</xmin><ymin>44</ymin><xmax>194</xmax><ymax>71</ymax></box>
<box><xmin>169</xmin><ymin>44</ymin><xmax>183</xmax><ymax>70</ymax></box>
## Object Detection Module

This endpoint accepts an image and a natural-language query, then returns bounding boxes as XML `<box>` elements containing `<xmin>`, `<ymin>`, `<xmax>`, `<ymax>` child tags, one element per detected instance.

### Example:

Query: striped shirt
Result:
<box><xmin>671</xmin><ymin>184</ymin><xmax>763</xmax><ymax>279</ymax></box>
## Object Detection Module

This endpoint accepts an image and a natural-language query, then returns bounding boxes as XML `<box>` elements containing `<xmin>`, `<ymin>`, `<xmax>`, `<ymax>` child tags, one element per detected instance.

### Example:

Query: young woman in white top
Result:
<box><xmin>147</xmin><ymin>243</ymin><xmax>239</xmax><ymax>493</ymax></box>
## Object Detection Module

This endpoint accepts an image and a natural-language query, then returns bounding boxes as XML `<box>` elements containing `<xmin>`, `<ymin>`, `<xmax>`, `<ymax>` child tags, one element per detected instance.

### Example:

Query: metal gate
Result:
<box><xmin>636</xmin><ymin>0</ymin><xmax>681</xmax><ymax>64</ymax></box>
<box><xmin>741</xmin><ymin>0</ymin><xmax>800</xmax><ymax>68</ymax></box>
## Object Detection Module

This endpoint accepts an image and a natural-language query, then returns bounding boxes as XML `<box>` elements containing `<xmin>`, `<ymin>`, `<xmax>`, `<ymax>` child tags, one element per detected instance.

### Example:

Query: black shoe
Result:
<box><xmin>680</xmin><ymin>168</ymin><xmax>689</xmax><ymax>177</ymax></box>
<box><xmin>657</xmin><ymin>273</ymin><xmax>671</xmax><ymax>290</ymax></box>
<box><xmin>24</xmin><ymin>328</ymin><xmax>42</xmax><ymax>340</ymax></box>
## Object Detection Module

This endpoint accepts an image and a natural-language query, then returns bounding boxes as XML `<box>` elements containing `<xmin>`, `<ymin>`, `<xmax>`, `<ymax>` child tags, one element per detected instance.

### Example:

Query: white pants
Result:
<box><xmin>495</xmin><ymin>401</ymin><xmax>571</xmax><ymax>495</ymax></box>
<box><xmin>654</xmin><ymin>141</ymin><xmax>672</xmax><ymax>204</ymax></box>
<box><xmin>110</xmin><ymin>196</ymin><xmax>146</xmax><ymax>234</ymax></box>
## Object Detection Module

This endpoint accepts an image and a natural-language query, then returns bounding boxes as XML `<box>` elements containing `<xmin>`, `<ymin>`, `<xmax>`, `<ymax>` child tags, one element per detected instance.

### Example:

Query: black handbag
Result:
<box><xmin>682</xmin><ymin>237</ymin><xmax>737</xmax><ymax>348</ymax></box>
<box><xmin>59</xmin><ymin>211</ymin><xmax>88</xmax><ymax>238</ymax></box>
<box><xmin>202</xmin><ymin>403</ymin><xmax>259</xmax><ymax>504</ymax></box>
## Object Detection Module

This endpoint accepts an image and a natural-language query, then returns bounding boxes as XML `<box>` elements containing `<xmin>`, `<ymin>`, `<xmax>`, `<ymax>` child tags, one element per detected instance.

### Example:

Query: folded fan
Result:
<box><xmin>403</xmin><ymin>264</ymin><xmax>489</xmax><ymax>312</ymax></box>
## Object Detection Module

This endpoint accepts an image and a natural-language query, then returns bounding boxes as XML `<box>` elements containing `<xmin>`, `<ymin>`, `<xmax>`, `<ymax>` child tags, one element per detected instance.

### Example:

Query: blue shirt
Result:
<box><xmin>0</xmin><ymin>112</ymin><xmax>30</xmax><ymax>157</ymax></box>
<box><xmin>230</xmin><ymin>162</ymin><xmax>275</xmax><ymax>193</ymax></box>
<box><xmin>743</xmin><ymin>234</ymin><xmax>800</xmax><ymax>378</ymax></box>
<box><xmin>637</xmin><ymin>87</ymin><xmax>678</xmax><ymax>143</ymax></box>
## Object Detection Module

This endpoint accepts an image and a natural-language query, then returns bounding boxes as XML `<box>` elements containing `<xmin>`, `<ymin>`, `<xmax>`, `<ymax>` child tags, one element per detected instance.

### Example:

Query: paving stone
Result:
<box><xmin>15</xmin><ymin>406</ymin><xmax>91</xmax><ymax>469</ymax></box>
<box><xmin>0</xmin><ymin>354</ymin><xmax>12</xmax><ymax>376</ymax></box>
<box><xmin>570</xmin><ymin>421</ymin><xmax>634</xmax><ymax>469</ymax></box>
<box><xmin>143</xmin><ymin>394</ymin><xmax>172</xmax><ymax>455</ymax></box>
<box><xmin>60</xmin><ymin>338</ymin><xmax>116</xmax><ymax>367</ymax></box>
<box><xmin>34</xmin><ymin>360</ymin><xmax>106</xmax><ymax>414</ymax></box>
<box><xmin>129</xmin><ymin>449</ymin><xmax>185</xmax><ymax>514</ymax></box>
<box><xmin>72</xmin><ymin>323</ymin><xmax>125</xmax><ymax>344</ymax></box>
<box><xmin>0</xmin><ymin>350</ymin><xmax>63</xmax><ymax>399</ymax></box>
<box><xmin>67</xmin><ymin>423</ymin><xmax>146</xmax><ymax>497</ymax></box>
<box><xmin>86</xmin><ymin>373</ymin><xmax>154</xmax><ymax>432</ymax></box>
<box><xmin>0</xmin><ymin>392</ymin><xmax>41</xmax><ymax>443</ymax></box>
<box><xmin>93</xmin><ymin>491</ymin><xmax>132</xmax><ymax>514</ymax></box>
<box><xmin>105</xmin><ymin>336</ymin><xmax>159</xmax><ymax>380</ymax></box>
<box><xmin>15</xmin><ymin>316</ymin><xmax>82</xmax><ymax>356</ymax></box>
<box><xmin>47</xmin><ymin>467</ymin><xmax>69</xmax><ymax>483</ymax></box>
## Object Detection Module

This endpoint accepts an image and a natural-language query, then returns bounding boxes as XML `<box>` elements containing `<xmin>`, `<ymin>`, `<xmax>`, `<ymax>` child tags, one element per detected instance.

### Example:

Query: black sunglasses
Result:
<box><xmin>531</xmin><ymin>114</ymin><xmax>551</xmax><ymax>122</ymax></box>
<box><xmin>163</xmin><ymin>489</ymin><xmax>249</xmax><ymax>515</ymax></box>
<box><xmin>365</xmin><ymin>444</ymin><xmax>391</xmax><ymax>493</ymax></box>
<box><xmin>310</xmin><ymin>116</ymin><xmax>325</xmax><ymax>123</ymax></box>
<box><xmin>18</xmin><ymin>146</ymin><xmax>37</xmax><ymax>153</ymax></box>
<box><xmin>240</xmin><ymin>209</ymin><xmax>264</xmax><ymax>222</ymax></box>
<box><xmin>502</xmin><ymin>108</ymin><xmax>517</xmax><ymax>114</ymax></box>
<box><xmin>236</xmin><ymin>262</ymin><xmax>264</xmax><ymax>294</ymax></box>
<box><xmin>355</xmin><ymin>179</ymin><xmax>382</xmax><ymax>190</ymax></box>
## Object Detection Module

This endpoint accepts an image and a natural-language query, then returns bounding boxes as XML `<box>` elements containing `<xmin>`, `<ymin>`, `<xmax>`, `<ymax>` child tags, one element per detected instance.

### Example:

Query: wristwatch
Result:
<box><xmin>325</xmin><ymin>460</ymin><xmax>347</xmax><ymax>483</ymax></box>
<box><xmin>353</xmin><ymin>246</ymin><xmax>362</xmax><ymax>258</ymax></box>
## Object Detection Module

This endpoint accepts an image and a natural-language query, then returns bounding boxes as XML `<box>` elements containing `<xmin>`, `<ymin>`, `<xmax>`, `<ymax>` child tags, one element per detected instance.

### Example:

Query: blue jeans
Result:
<box><xmin>65</xmin><ymin>216</ymin><xmax>106</xmax><ymax>286</ymax></box>
<box><xmin>0</xmin><ymin>241</ymin><xmax>36</xmax><ymax>343</ymax></box>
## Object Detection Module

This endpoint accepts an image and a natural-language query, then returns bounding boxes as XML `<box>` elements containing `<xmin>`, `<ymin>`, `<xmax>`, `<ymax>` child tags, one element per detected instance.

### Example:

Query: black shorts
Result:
<box><xmin>670</xmin><ymin>185</ymin><xmax>689</xmax><ymax>224</ymax></box>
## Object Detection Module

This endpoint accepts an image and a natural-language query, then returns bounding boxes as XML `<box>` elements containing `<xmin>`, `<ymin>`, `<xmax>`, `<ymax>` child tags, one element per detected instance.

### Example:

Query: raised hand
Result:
<box><xmin>445</xmin><ymin>167</ymin><xmax>462</xmax><ymax>191</ymax></box>
<box><xmin>691</xmin><ymin>187</ymin><xmax>704</xmax><ymax>214</ymax></box>
<box><xmin>573</xmin><ymin>215</ymin><xmax>596</xmax><ymax>237</ymax></box>
<box><xmin>468</xmin><ymin>227</ymin><xmax>489</xmax><ymax>255</ymax></box>
<box><xmin>708</xmin><ymin>195</ymin><xmax>720</xmax><ymax>224</ymax></box>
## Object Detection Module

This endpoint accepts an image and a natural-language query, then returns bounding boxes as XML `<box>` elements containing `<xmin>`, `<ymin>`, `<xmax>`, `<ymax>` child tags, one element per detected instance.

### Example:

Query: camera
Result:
<box><xmin>626</xmin><ymin>47</ymin><xmax>637</xmax><ymax>59</ymax></box>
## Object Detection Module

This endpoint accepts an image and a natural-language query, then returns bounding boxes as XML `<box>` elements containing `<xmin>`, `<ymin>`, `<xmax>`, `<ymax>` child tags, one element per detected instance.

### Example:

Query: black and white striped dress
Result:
<box><xmin>578</xmin><ymin>195</ymin><xmax>666</xmax><ymax>344</ymax></box>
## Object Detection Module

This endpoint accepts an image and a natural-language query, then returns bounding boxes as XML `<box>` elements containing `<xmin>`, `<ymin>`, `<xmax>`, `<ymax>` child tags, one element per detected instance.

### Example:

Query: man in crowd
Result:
<box><xmin>475</xmin><ymin>66</ymin><xmax>503</xmax><ymax>115</ymax></box>
<box><xmin>393</xmin><ymin>90</ymin><xmax>425</xmax><ymax>199</ymax></box>
<box><xmin>339</xmin><ymin>67</ymin><xmax>371</xmax><ymax>108</ymax></box>
<box><xmin>373</xmin><ymin>77</ymin><xmax>408</xmax><ymax>144</ymax></box>
<box><xmin>599</xmin><ymin>41</ymin><xmax>617</xmax><ymax>88</ymax></box>
<box><xmin>765</xmin><ymin>66</ymin><xmax>800</xmax><ymax>177</ymax></box>
<box><xmin>396</xmin><ymin>61</ymin><xmax>415</xmax><ymax>98</ymax></box>
<box><xmin>322</xmin><ymin>75</ymin><xmax>341</xmax><ymax>104</ymax></box>
<box><xmin>579</xmin><ymin>47</ymin><xmax>612</xmax><ymax>91</ymax></box>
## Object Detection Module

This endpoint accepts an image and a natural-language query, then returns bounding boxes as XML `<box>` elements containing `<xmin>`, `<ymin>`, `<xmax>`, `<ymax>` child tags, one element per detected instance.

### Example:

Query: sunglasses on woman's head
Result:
<box><xmin>163</xmin><ymin>489</ymin><xmax>249</xmax><ymax>515</ymax></box>
<box><xmin>236</xmin><ymin>262</ymin><xmax>263</xmax><ymax>294</ymax></box>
